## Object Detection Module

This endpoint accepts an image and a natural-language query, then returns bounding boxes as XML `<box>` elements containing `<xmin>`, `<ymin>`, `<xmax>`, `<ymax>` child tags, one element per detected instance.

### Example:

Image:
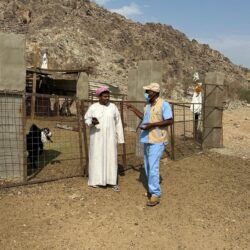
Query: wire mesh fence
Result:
<box><xmin>0</xmin><ymin>91</ymin><xmax>25</xmax><ymax>185</ymax></box>
<box><xmin>0</xmin><ymin>92</ymin><xmax>84</xmax><ymax>188</ymax></box>
<box><xmin>122</xmin><ymin>101</ymin><xmax>145</xmax><ymax>168</ymax></box>
<box><xmin>25</xmin><ymin>93</ymin><xmax>84</xmax><ymax>182</ymax></box>
<box><xmin>0</xmin><ymin>92</ymin><xmax>203</xmax><ymax>188</ymax></box>
<box><xmin>171</xmin><ymin>103</ymin><xmax>203</xmax><ymax>160</ymax></box>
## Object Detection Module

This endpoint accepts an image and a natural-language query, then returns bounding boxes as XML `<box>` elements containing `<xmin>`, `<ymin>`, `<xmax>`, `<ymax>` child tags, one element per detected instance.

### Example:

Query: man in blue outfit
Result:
<box><xmin>126</xmin><ymin>83</ymin><xmax>173</xmax><ymax>206</ymax></box>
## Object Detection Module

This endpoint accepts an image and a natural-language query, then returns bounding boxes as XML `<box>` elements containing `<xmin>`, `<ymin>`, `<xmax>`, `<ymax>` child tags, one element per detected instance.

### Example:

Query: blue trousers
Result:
<box><xmin>144</xmin><ymin>143</ymin><xmax>166</xmax><ymax>197</ymax></box>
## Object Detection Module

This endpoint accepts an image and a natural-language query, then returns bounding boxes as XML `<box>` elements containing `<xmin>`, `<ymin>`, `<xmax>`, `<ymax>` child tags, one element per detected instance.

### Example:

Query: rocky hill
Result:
<box><xmin>0</xmin><ymin>0</ymin><xmax>249</xmax><ymax>98</ymax></box>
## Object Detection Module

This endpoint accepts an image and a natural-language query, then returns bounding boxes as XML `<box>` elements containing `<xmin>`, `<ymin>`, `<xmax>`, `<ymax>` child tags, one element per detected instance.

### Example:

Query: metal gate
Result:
<box><xmin>170</xmin><ymin>102</ymin><xmax>203</xmax><ymax>160</ymax></box>
<box><xmin>0</xmin><ymin>92</ymin><xmax>203</xmax><ymax>188</ymax></box>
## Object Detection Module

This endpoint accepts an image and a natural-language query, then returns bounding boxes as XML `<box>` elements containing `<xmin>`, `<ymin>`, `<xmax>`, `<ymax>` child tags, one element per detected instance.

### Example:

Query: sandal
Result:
<box><xmin>112</xmin><ymin>185</ymin><xmax>120</xmax><ymax>192</ymax></box>
<box><xmin>146</xmin><ymin>196</ymin><xmax>160</xmax><ymax>207</ymax></box>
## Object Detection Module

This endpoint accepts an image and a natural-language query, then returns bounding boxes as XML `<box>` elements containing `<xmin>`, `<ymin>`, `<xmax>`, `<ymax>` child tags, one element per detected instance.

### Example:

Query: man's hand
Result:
<box><xmin>125</xmin><ymin>103</ymin><xmax>135</xmax><ymax>111</ymax></box>
<box><xmin>92</xmin><ymin>117</ymin><xmax>99</xmax><ymax>125</ymax></box>
<box><xmin>140</xmin><ymin>123</ymin><xmax>154</xmax><ymax>130</ymax></box>
<box><xmin>124</xmin><ymin>103</ymin><xmax>144</xmax><ymax>120</ymax></box>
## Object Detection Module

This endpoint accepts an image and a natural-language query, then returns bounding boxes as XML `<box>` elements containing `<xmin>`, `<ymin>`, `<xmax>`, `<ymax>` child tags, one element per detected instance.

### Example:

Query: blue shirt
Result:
<box><xmin>140</xmin><ymin>101</ymin><xmax>172</xmax><ymax>144</ymax></box>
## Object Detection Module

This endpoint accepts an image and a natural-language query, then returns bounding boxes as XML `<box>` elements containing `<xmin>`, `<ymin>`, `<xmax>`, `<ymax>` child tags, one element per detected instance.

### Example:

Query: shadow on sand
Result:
<box><xmin>27</xmin><ymin>149</ymin><xmax>61</xmax><ymax>178</ymax></box>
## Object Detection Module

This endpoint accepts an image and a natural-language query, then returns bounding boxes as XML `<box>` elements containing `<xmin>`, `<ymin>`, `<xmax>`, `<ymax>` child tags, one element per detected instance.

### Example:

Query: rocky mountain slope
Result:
<box><xmin>1</xmin><ymin>0</ymin><xmax>249</xmax><ymax>98</ymax></box>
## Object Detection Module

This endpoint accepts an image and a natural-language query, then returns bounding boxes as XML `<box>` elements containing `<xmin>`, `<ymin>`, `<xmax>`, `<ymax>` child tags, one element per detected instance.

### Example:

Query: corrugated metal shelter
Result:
<box><xmin>89</xmin><ymin>80</ymin><xmax>124</xmax><ymax>101</ymax></box>
<box><xmin>26</xmin><ymin>68</ymin><xmax>123</xmax><ymax>117</ymax></box>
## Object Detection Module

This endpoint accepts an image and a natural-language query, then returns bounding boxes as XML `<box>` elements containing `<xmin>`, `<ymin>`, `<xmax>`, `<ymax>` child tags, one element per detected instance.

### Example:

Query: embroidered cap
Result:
<box><xmin>95</xmin><ymin>86</ymin><xmax>110</xmax><ymax>96</ymax></box>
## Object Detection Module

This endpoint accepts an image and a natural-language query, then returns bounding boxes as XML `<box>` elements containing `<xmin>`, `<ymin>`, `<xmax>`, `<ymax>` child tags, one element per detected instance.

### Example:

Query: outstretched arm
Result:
<box><xmin>125</xmin><ymin>103</ymin><xmax>144</xmax><ymax>120</ymax></box>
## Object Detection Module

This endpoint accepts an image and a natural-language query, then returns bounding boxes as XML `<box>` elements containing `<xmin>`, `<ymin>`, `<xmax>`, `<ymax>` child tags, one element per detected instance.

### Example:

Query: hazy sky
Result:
<box><xmin>92</xmin><ymin>0</ymin><xmax>250</xmax><ymax>68</ymax></box>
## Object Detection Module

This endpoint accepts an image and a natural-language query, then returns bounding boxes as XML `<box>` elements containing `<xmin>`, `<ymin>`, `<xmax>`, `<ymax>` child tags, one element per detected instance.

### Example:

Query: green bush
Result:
<box><xmin>239</xmin><ymin>88</ymin><xmax>250</xmax><ymax>103</ymax></box>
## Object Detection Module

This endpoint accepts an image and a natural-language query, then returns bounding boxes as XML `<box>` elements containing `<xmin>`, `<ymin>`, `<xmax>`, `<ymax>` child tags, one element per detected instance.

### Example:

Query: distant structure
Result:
<box><xmin>190</xmin><ymin>78</ymin><xmax>203</xmax><ymax>140</ymax></box>
<box><xmin>193</xmin><ymin>72</ymin><xmax>199</xmax><ymax>82</ymax></box>
<box><xmin>41</xmin><ymin>53</ymin><xmax>48</xmax><ymax>69</ymax></box>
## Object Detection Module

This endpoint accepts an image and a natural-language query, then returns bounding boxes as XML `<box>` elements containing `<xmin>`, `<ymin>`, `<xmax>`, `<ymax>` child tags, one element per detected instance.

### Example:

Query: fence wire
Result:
<box><xmin>0</xmin><ymin>92</ymin><xmax>24</xmax><ymax>185</ymax></box>
<box><xmin>171</xmin><ymin>103</ymin><xmax>203</xmax><ymax>160</ymax></box>
<box><xmin>0</xmin><ymin>92</ymin><xmax>84</xmax><ymax>187</ymax></box>
<box><xmin>0</xmin><ymin>92</ymin><xmax>203</xmax><ymax>188</ymax></box>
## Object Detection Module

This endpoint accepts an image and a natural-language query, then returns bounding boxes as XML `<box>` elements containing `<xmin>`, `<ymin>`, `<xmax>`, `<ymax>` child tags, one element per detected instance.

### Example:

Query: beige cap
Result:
<box><xmin>143</xmin><ymin>82</ymin><xmax>160</xmax><ymax>93</ymax></box>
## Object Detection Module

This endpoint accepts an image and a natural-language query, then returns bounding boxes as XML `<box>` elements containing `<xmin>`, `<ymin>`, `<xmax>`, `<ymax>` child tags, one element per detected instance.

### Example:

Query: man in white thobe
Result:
<box><xmin>190</xmin><ymin>81</ymin><xmax>203</xmax><ymax>139</ymax></box>
<box><xmin>84</xmin><ymin>86</ymin><xmax>124</xmax><ymax>190</ymax></box>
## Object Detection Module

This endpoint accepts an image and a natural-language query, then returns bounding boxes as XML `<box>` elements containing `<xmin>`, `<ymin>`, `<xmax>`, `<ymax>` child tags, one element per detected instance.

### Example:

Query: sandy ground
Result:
<box><xmin>211</xmin><ymin>106</ymin><xmax>250</xmax><ymax>159</ymax></box>
<box><xmin>0</xmin><ymin>107</ymin><xmax>249</xmax><ymax>250</ymax></box>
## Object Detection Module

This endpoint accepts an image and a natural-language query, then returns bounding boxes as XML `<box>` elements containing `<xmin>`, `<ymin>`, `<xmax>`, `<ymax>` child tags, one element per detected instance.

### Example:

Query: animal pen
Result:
<box><xmin>0</xmin><ymin>32</ymin><xmax>224</xmax><ymax>189</ymax></box>
<box><xmin>0</xmin><ymin>90</ymin><xmax>203</xmax><ymax>188</ymax></box>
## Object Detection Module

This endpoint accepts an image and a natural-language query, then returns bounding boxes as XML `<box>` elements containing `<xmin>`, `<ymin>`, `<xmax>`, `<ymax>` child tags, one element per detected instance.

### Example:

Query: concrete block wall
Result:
<box><xmin>203</xmin><ymin>72</ymin><xmax>225</xmax><ymax>148</ymax></box>
<box><xmin>127</xmin><ymin>60</ymin><xmax>163</xmax><ymax>156</ymax></box>
<box><xmin>128</xmin><ymin>60</ymin><xmax>163</xmax><ymax>101</ymax></box>
<box><xmin>76</xmin><ymin>73</ymin><xmax>89</xmax><ymax>100</ymax></box>
<box><xmin>0</xmin><ymin>32</ymin><xmax>26</xmax><ymax>91</ymax></box>
<box><xmin>0</xmin><ymin>32</ymin><xmax>26</xmax><ymax>179</ymax></box>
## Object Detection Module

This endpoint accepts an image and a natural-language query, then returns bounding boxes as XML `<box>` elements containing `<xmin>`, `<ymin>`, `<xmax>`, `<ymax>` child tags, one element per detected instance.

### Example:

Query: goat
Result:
<box><xmin>26</xmin><ymin>124</ymin><xmax>52</xmax><ymax>171</ymax></box>
<box><xmin>59</xmin><ymin>98</ymin><xmax>76</xmax><ymax>116</ymax></box>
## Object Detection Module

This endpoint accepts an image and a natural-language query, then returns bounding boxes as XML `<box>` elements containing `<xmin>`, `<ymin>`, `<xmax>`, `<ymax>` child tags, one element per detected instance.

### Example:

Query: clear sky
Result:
<box><xmin>92</xmin><ymin>0</ymin><xmax>250</xmax><ymax>68</ymax></box>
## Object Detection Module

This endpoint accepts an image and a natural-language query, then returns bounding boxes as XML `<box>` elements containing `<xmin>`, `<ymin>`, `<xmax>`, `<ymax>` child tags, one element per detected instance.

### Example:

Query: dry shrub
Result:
<box><xmin>114</xmin><ymin>57</ymin><xmax>125</xmax><ymax>65</ymax></box>
<box><xmin>224</xmin><ymin>80</ymin><xmax>242</xmax><ymax>100</ymax></box>
<box><xmin>116</xmin><ymin>69</ymin><xmax>123</xmax><ymax>75</ymax></box>
<box><xmin>182</xmin><ymin>76</ymin><xmax>192</xmax><ymax>96</ymax></box>
<box><xmin>83</xmin><ymin>60</ymin><xmax>98</xmax><ymax>75</ymax></box>
<box><xmin>162</xmin><ymin>81</ymin><xmax>175</xmax><ymax>98</ymax></box>
<box><xmin>239</xmin><ymin>88</ymin><xmax>250</xmax><ymax>103</ymax></box>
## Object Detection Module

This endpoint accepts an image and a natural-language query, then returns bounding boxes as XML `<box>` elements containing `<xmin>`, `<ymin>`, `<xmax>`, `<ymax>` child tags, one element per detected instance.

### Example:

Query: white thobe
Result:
<box><xmin>190</xmin><ymin>92</ymin><xmax>202</xmax><ymax>114</ymax></box>
<box><xmin>84</xmin><ymin>102</ymin><xmax>124</xmax><ymax>186</ymax></box>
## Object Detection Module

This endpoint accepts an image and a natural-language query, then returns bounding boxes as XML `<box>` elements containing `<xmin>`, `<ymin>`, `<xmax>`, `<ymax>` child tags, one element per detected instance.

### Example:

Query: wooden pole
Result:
<box><xmin>56</xmin><ymin>96</ymin><xmax>60</xmax><ymax>118</ymax></box>
<box><xmin>31</xmin><ymin>46</ymin><xmax>39</xmax><ymax>120</ymax></box>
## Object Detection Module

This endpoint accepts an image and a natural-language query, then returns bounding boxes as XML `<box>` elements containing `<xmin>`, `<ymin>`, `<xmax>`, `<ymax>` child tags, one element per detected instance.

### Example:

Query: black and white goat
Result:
<box><xmin>26</xmin><ymin>124</ymin><xmax>53</xmax><ymax>170</ymax></box>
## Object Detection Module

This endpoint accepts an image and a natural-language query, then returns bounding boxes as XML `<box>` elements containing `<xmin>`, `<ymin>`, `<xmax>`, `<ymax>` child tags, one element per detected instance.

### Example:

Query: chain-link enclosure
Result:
<box><xmin>25</xmin><ymin>93</ymin><xmax>84</xmax><ymax>181</ymax></box>
<box><xmin>0</xmin><ymin>92</ymin><xmax>84</xmax><ymax>187</ymax></box>
<box><xmin>0</xmin><ymin>92</ymin><xmax>25</xmax><ymax>184</ymax></box>
<box><xmin>0</xmin><ymin>92</ymin><xmax>203</xmax><ymax>188</ymax></box>
<box><xmin>171</xmin><ymin>103</ymin><xmax>203</xmax><ymax>160</ymax></box>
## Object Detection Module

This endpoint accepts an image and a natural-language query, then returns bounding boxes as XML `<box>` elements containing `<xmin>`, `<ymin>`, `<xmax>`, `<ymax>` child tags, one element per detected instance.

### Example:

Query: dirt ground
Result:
<box><xmin>212</xmin><ymin>106</ymin><xmax>250</xmax><ymax>159</ymax></box>
<box><xmin>0</xmin><ymin>107</ymin><xmax>249</xmax><ymax>250</ymax></box>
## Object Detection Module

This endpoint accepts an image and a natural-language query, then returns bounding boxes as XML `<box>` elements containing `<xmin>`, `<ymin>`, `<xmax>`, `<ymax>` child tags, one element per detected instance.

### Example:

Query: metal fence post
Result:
<box><xmin>120</xmin><ymin>101</ymin><xmax>127</xmax><ymax>169</ymax></box>
<box><xmin>31</xmin><ymin>73</ymin><xmax>37</xmax><ymax>120</ymax></box>
<box><xmin>192</xmin><ymin>103</ymin><xmax>196</xmax><ymax>140</ymax></box>
<box><xmin>183</xmin><ymin>105</ymin><xmax>186</xmax><ymax>140</ymax></box>
<box><xmin>81</xmin><ymin>100</ymin><xmax>89</xmax><ymax>177</ymax></box>
<box><xmin>76</xmin><ymin>99</ymin><xmax>84</xmax><ymax>177</ymax></box>
<box><xmin>170</xmin><ymin>103</ymin><xmax>175</xmax><ymax>160</ymax></box>
<box><xmin>22</xmin><ymin>93</ymin><xmax>27</xmax><ymax>182</ymax></box>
